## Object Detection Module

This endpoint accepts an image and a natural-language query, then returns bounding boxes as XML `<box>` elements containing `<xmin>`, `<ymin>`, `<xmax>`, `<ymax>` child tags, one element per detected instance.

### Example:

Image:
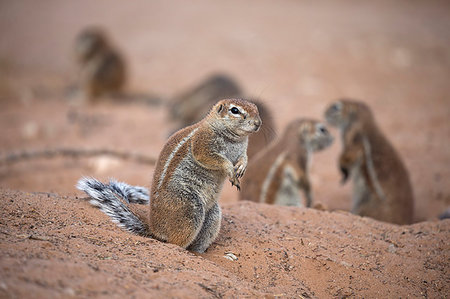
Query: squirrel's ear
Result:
<box><xmin>217</xmin><ymin>104</ymin><xmax>224</xmax><ymax>113</ymax></box>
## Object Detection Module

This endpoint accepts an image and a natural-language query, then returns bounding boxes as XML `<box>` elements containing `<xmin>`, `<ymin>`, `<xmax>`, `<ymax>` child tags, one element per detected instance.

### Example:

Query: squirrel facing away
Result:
<box><xmin>240</xmin><ymin>119</ymin><xmax>333</xmax><ymax>207</ymax></box>
<box><xmin>74</xmin><ymin>27</ymin><xmax>126</xmax><ymax>101</ymax></box>
<box><xmin>169</xmin><ymin>73</ymin><xmax>242</xmax><ymax>127</ymax></box>
<box><xmin>168</xmin><ymin>73</ymin><xmax>276</xmax><ymax>159</ymax></box>
<box><xmin>324</xmin><ymin>99</ymin><xmax>414</xmax><ymax>224</ymax></box>
<box><xmin>77</xmin><ymin>99</ymin><xmax>261</xmax><ymax>253</ymax></box>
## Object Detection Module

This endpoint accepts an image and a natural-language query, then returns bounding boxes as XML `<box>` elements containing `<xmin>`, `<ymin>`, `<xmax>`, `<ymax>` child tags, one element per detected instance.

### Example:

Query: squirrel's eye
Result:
<box><xmin>230</xmin><ymin>107</ymin><xmax>240</xmax><ymax>114</ymax></box>
<box><xmin>319</xmin><ymin>126</ymin><xmax>328</xmax><ymax>134</ymax></box>
<box><xmin>331</xmin><ymin>103</ymin><xmax>341</xmax><ymax>112</ymax></box>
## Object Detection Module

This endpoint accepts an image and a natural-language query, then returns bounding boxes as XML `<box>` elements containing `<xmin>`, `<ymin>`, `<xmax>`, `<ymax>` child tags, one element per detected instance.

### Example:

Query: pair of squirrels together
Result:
<box><xmin>78</xmin><ymin>97</ymin><xmax>414</xmax><ymax>253</ymax></box>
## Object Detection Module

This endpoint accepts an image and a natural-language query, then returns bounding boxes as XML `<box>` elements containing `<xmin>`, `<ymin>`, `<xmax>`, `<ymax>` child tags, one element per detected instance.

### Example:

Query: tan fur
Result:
<box><xmin>168</xmin><ymin>73</ymin><xmax>276</xmax><ymax>159</ymax></box>
<box><xmin>240</xmin><ymin>119</ymin><xmax>333</xmax><ymax>207</ymax></box>
<box><xmin>149</xmin><ymin>98</ymin><xmax>261</xmax><ymax>252</ymax></box>
<box><xmin>325</xmin><ymin>99</ymin><xmax>414</xmax><ymax>224</ymax></box>
<box><xmin>74</xmin><ymin>28</ymin><xmax>126</xmax><ymax>100</ymax></box>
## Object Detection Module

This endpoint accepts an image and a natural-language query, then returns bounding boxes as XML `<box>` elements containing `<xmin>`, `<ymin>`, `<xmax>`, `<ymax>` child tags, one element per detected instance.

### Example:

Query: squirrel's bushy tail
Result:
<box><xmin>76</xmin><ymin>177</ymin><xmax>150</xmax><ymax>237</ymax></box>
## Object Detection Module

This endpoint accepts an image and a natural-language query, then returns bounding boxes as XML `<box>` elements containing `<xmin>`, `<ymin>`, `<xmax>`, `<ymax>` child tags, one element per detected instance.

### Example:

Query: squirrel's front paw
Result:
<box><xmin>226</xmin><ymin>158</ymin><xmax>246</xmax><ymax>191</ymax></box>
<box><xmin>233</xmin><ymin>160</ymin><xmax>247</xmax><ymax>179</ymax></box>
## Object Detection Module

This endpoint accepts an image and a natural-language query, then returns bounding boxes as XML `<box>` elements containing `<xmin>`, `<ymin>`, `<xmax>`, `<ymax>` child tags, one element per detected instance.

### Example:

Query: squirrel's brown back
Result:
<box><xmin>168</xmin><ymin>74</ymin><xmax>275</xmax><ymax>159</ymax></box>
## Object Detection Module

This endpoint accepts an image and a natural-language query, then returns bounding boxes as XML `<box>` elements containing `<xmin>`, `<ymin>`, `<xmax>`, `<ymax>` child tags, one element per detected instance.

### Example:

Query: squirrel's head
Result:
<box><xmin>284</xmin><ymin>119</ymin><xmax>334</xmax><ymax>152</ymax></box>
<box><xmin>324</xmin><ymin>99</ymin><xmax>373</xmax><ymax>129</ymax></box>
<box><xmin>210</xmin><ymin>98</ymin><xmax>262</xmax><ymax>137</ymax></box>
<box><xmin>75</xmin><ymin>27</ymin><xmax>110</xmax><ymax>63</ymax></box>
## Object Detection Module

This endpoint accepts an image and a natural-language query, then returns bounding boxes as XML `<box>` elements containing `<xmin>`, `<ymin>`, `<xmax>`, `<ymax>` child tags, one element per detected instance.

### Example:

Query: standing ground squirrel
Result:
<box><xmin>74</xmin><ymin>27</ymin><xmax>126</xmax><ymax>100</ymax></box>
<box><xmin>325</xmin><ymin>99</ymin><xmax>414</xmax><ymax>224</ymax></box>
<box><xmin>240</xmin><ymin>119</ymin><xmax>333</xmax><ymax>207</ymax></box>
<box><xmin>168</xmin><ymin>73</ymin><xmax>276</xmax><ymax>159</ymax></box>
<box><xmin>77</xmin><ymin>99</ymin><xmax>261</xmax><ymax>252</ymax></box>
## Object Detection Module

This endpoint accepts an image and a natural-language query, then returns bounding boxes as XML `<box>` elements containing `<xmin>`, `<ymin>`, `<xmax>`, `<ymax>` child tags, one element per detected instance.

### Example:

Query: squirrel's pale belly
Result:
<box><xmin>351</xmin><ymin>166</ymin><xmax>372</xmax><ymax>213</ymax></box>
<box><xmin>274</xmin><ymin>165</ymin><xmax>303</xmax><ymax>207</ymax></box>
<box><xmin>222</xmin><ymin>139</ymin><xmax>247</xmax><ymax>165</ymax></box>
<box><xmin>168</xmin><ymin>153</ymin><xmax>225</xmax><ymax>207</ymax></box>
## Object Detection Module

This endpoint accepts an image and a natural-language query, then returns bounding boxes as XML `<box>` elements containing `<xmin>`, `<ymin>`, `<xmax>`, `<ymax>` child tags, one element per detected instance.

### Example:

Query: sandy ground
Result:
<box><xmin>0</xmin><ymin>0</ymin><xmax>449</xmax><ymax>298</ymax></box>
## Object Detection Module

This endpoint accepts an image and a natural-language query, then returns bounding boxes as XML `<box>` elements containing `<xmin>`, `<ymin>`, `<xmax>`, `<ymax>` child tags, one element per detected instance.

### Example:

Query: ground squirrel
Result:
<box><xmin>169</xmin><ymin>73</ymin><xmax>275</xmax><ymax>159</ymax></box>
<box><xmin>240</xmin><ymin>119</ymin><xmax>333</xmax><ymax>207</ymax></box>
<box><xmin>325</xmin><ymin>99</ymin><xmax>414</xmax><ymax>224</ymax></box>
<box><xmin>77</xmin><ymin>98</ymin><xmax>261</xmax><ymax>252</ymax></box>
<box><xmin>74</xmin><ymin>27</ymin><xmax>126</xmax><ymax>100</ymax></box>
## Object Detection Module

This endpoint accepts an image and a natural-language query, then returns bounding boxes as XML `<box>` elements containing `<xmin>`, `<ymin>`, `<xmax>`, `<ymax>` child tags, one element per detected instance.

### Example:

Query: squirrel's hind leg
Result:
<box><xmin>152</xmin><ymin>192</ymin><xmax>205</xmax><ymax>250</ymax></box>
<box><xmin>187</xmin><ymin>202</ymin><xmax>222</xmax><ymax>253</ymax></box>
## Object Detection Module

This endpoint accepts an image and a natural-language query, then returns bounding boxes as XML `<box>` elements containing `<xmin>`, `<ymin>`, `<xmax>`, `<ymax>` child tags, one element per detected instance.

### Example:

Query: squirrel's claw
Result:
<box><xmin>229</xmin><ymin>177</ymin><xmax>241</xmax><ymax>191</ymax></box>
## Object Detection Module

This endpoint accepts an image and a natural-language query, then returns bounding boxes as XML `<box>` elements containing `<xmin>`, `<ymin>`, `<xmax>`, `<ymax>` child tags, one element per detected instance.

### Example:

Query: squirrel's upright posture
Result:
<box><xmin>240</xmin><ymin>119</ymin><xmax>333</xmax><ymax>207</ymax></box>
<box><xmin>325</xmin><ymin>99</ymin><xmax>414</xmax><ymax>224</ymax></box>
<box><xmin>77</xmin><ymin>99</ymin><xmax>261</xmax><ymax>252</ymax></box>
<box><xmin>168</xmin><ymin>73</ymin><xmax>276</xmax><ymax>159</ymax></box>
<box><xmin>74</xmin><ymin>27</ymin><xmax>126</xmax><ymax>100</ymax></box>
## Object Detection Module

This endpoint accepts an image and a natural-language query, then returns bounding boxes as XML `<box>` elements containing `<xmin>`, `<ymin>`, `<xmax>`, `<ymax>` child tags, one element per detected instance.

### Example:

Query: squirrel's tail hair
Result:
<box><xmin>76</xmin><ymin>177</ymin><xmax>150</xmax><ymax>237</ymax></box>
<box><xmin>107</xmin><ymin>179</ymin><xmax>149</xmax><ymax>204</ymax></box>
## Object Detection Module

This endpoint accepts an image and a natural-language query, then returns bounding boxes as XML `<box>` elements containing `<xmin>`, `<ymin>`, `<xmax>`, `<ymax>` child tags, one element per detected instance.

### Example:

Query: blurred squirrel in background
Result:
<box><xmin>240</xmin><ymin>118</ymin><xmax>333</xmax><ymax>207</ymax></box>
<box><xmin>325</xmin><ymin>99</ymin><xmax>414</xmax><ymax>224</ymax></box>
<box><xmin>169</xmin><ymin>73</ymin><xmax>276</xmax><ymax>159</ymax></box>
<box><xmin>74</xmin><ymin>27</ymin><xmax>126</xmax><ymax>101</ymax></box>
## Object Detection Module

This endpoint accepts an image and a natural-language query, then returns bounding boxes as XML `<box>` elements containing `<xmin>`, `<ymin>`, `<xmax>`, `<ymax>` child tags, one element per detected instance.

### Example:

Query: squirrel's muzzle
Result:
<box><xmin>253</xmin><ymin>118</ymin><xmax>262</xmax><ymax>132</ymax></box>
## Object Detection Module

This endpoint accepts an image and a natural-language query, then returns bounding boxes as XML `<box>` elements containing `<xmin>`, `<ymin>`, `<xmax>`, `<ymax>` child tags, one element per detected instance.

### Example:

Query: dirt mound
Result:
<box><xmin>1</xmin><ymin>189</ymin><xmax>448</xmax><ymax>298</ymax></box>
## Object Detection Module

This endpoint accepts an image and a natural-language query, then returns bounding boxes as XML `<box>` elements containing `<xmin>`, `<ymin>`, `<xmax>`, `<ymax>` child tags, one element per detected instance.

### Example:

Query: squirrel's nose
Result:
<box><xmin>253</xmin><ymin>118</ymin><xmax>262</xmax><ymax>131</ymax></box>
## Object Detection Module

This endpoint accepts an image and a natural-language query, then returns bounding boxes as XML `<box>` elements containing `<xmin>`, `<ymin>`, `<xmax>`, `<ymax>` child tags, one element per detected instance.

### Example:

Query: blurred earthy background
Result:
<box><xmin>0</xmin><ymin>0</ymin><xmax>449</xmax><ymax>222</ymax></box>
